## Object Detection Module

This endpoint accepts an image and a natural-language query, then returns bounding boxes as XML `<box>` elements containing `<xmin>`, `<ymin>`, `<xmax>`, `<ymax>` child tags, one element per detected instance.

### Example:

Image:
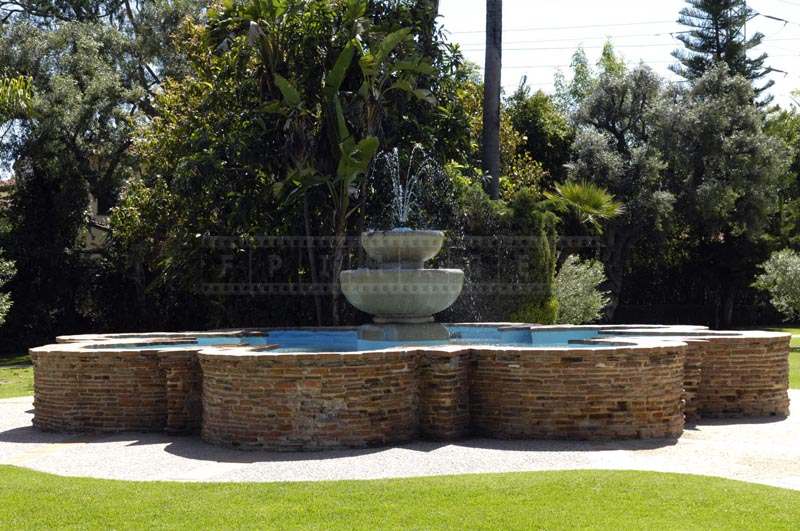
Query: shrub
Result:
<box><xmin>553</xmin><ymin>255</ymin><xmax>610</xmax><ymax>324</ymax></box>
<box><xmin>0</xmin><ymin>252</ymin><xmax>14</xmax><ymax>326</ymax></box>
<box><xmin>754</xmin><ymin>249</ymin><xmax>800</xmax><ymax>322</ymax></box>
<box><xmin>511</xmin><ymin>297</ymin><xmax>559</xmax><ymax>325</ymax></box>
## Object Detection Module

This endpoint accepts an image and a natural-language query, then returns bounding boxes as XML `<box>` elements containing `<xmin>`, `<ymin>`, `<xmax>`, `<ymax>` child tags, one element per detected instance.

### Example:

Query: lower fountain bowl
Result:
<box><xmin>340</xmin><ymin>268</ymin><xmax>464</xmax><ymax>323</ymax></box>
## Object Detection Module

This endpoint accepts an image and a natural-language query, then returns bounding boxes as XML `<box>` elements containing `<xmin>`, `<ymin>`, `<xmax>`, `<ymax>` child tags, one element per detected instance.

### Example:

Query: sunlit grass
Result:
<box><xmin>1</xmin><ymin>467</ymin><xmax>800</xmax><ymax>530</ymax></box>
<box><xmin>0</xmin><ymin>354</ymin><xmax>32</xmax><ymax>399</ymax></box>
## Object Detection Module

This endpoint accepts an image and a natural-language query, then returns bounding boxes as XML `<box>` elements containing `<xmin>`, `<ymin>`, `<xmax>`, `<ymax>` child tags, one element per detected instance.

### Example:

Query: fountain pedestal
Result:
<box><xmin>340</xmin><ymin>229</ymin><xmax>464</xmax><ymax>341</ymax></box>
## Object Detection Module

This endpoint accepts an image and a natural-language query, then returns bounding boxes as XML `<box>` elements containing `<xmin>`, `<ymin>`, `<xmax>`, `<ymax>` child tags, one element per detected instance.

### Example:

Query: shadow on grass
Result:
<box><xmin>0</xmin><ymin>354</ymin><xmax>31</xmax><ymax>368</ymax></box>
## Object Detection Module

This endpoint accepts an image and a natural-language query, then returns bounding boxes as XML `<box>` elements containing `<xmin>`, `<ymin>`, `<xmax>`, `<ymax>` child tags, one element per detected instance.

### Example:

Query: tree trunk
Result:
<box><xmin>416</xmin><ymin>0</ymin><xmax>441</xmax><ymax>60</ymax></box>
<box><xmin>482</xmin><ymin>0</ymin><xmax>502</xmax><ymax>200</ymax></box>
<box><xmin>601</xmin><ymin>229</ymin><xmax>626</xmax><ymax>322</ymax></box>
<box><xmin>303</xmin><ymin>192</ymin><xmax>323</xmax><ymax>326</ymax></box>
<box><xmin>331</xmin><ymin>203</ymin><xmax>348</xmax><ymax>326</ymax></box>
<box><xmin>720</xmin><ymin>284</ymin><xmax>737</xmax><ymax>329</ymax></box>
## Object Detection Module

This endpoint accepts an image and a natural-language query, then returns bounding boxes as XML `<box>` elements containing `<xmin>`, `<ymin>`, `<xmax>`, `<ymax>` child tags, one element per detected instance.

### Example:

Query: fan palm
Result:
<box><xmin>544</xmin><ymin>181</ymin><xmax>624</xmax><ymax>234</ymax></box>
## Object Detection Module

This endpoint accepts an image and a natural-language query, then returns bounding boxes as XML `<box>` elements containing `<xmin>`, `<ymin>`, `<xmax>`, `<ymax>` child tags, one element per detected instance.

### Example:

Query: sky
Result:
<box><xmin>438</xmin><ymin>0</ymin><xmax>800</xmax><ymax>107</ymax></box>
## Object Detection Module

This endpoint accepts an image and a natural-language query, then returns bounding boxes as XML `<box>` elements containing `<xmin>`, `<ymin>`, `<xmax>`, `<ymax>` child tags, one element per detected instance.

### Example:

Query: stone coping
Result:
<box><xmin>45</xmin><ymin>324</ymin><xmax>789</xmax><ymax>360</ymax></box>
<box><xmin>55</xmin><ymin>323</ymin><xmax>704</xmax><ymax>343</ymax></box>
<box><xmin>37</xmin><ymin>324</ymin><xmax>718</xmax><ymax>358</ymax></box>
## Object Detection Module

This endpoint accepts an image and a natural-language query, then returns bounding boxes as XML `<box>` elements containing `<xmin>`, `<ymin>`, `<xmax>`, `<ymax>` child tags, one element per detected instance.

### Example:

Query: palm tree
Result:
<box><xmin>545</xmin><ymin>181</ymin><xmax>624</xmax><ymax>234</ymax></box>
<box><xmin>545</xmin><ymin>181</ymin><xmax>624</xmax><ymax>268</ymax></box>
<box><xmin>482</xmin><ymin>0</ymin><xmax>502</xmax><ymax>199</ymax></box>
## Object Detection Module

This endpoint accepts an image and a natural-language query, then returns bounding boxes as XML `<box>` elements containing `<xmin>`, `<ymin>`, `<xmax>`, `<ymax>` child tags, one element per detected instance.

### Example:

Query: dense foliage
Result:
<box><xmin>553</xmin><ymin>255</ymin><xmax>610</xmax><ymax>325</ymax></box>
<box><xmin>0</xmin><ymin>0</ymin><xmax>798</xmax><ymax>352</ymax></box>
<box><xmin>754</xmin><ymin>249</ymin><xmax>800</xmax><ymax>322</ymax></box>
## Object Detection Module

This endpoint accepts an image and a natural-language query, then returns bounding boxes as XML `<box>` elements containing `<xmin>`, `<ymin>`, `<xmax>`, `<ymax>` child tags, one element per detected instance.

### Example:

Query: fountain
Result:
<box><xmin>26</xmin><ymin>151</ymin><xmax>792</xmax><ymax>451</ymax></box>
<box><xmin>339</xmin><ymin>146</ymin><xmax>464</xmax><ymax>341</ymax></box>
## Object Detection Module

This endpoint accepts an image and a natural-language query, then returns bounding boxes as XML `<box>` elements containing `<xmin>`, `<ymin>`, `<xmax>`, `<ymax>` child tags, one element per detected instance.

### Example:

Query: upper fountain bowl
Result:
<box><xmin>362</xmin><ymin>229</ymin><xmax>445</xmax><ymax>269</ymax></box>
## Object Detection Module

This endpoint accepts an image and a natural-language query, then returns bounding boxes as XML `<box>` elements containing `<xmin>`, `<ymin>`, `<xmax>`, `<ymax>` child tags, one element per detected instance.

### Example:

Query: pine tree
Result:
<box><xmin>671</xmin><ymin>0</ymin><xmax>774</xmax><ymax>101</ymax></box>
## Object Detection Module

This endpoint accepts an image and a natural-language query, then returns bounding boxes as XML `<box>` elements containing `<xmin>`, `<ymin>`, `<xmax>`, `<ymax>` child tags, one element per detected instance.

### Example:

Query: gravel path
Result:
<box><xmin>1</xmin><ymin>393</ymin><xmax>798</xmax><ymax>489</ymax></box>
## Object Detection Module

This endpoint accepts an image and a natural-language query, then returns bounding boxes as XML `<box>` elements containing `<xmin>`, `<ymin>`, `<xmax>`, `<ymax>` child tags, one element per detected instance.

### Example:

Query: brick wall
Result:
<box><xmin>30</xmin><ymin>347</ymin><xmax>202</xmax><ymax>433</ymax></box>
<box><xmin>683</xmin><ymin>340</ymin><xmax>705</xmax><ymax>421</ymax></box>
<box><xmin>30</xmin><ymin>328</ymin><xmax>791</xmax><ymax>450</ymax></box>
<box><xmin>31</xmin><ymin>348</ymin><xmax>167</xmax><ymax>432</ymax></box>
<box><xmin>200</xmin><ymin>351</ymin><xmax>419</xmax><ymax>451</ymax></box>
<box><xmin>417</xmin><ymin>350</ymin><xmax>470</xmax><ymax>440</ymax></box>
<box><xmin>468</xmin><ymin>345</ymin><xmax>686</xmax><ymax>440</ymax></box>
<box><xmin>696</xmin><ymin>335</ymin><xmax>790</xmax><ymax>418</ymax></box>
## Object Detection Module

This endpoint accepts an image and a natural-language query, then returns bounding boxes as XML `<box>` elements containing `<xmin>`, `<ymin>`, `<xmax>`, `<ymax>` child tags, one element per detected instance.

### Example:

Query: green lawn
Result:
<box><xmin>1</xmin><ymin>467</ymin><xmax>800</xmax><ymax>530</ymax></box>
<box><xmin>774</xmin><ymin>328</ymin><xmax>800</xmax><ymax>390</ymax></box>
<box><xmin>0</xmin><ymin>354</ymin><xmax>32</xmax><ymax>399</ymax></box>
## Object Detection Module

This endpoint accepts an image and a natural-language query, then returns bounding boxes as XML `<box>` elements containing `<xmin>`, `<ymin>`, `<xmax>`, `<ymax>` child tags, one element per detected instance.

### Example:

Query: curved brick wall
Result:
<box><xmin>696</xmin><ymin>335</ymin><xmax>790</xmax><ymax>417</ymax></box>
<box><xmin>602</xmin><ymin>329</ymin><xmax>791</xmax><ymax>419</ymax></box>
<box><xmin>469</xmin><ymin>345</ymin><xmax>686</xmax><ymax>440</ymax></box>
<box><xmin>199</xmin><ymin>350</ymin><xmax>419</xmax><ymax>450</ymax></box>
<box><xmin>30</xmin><ymin>348</ymin><xmax>167</xmax><ymax>432</ymax></box>
<box><xmin>30</xmin><ymin>346</ymin><xmax>202</xmax><ymax>433</ymax></box>
<box><xmin>30</xmin><ymin>325</ymin><xmax>791</xmax><ymax>450</ymax></box>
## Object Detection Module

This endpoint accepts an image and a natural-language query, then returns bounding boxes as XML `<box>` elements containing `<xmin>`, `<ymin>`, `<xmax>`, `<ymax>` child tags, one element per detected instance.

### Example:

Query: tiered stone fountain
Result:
<box><xmin>339</xmin><ymin>146</ymin><xmax>464</xmax><ymax>341</ymax></box>
<box><xmin>340</xmin><ymin>228</ymin><xmax>464</xmax><ymax>340</ymax></box>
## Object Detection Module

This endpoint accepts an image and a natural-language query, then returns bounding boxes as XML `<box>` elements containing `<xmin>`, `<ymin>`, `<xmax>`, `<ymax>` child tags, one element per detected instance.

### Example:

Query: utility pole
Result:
<box><xmin>483</xmin><ymin>0</ymin><xmax>502</xmax><ymax>200</ymax></box>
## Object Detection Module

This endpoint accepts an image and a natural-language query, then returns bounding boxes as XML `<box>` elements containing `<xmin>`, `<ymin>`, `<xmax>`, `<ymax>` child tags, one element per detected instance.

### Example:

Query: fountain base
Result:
<box><xmin>373</xmin><ymin>316</ymin><xmax>434</xmax><ymax>324</ymax></box>
<box><xmin>358</xmin><ymin>322</ymin><xmax>450</xmax><ymax>342</ymax></box>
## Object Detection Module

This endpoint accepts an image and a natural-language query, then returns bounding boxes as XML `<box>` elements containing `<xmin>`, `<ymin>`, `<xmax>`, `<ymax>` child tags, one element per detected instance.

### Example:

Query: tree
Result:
<box><xmin>482</xmin><ymin>0</ymin><xmax>501</xmax><ymax>199</ymax></box>
<box><xmin>209</xmin><ymin>0</ymin><xmax>439</xmax><ymax>324</ymax></box>
<box><xmin>754</xmin><ymin>249</ymin><xmax>800</xmax><ymax>322</ymax></box>
<box><xmin>553</xmin><ymin>42</ymin><xmax>625</xmax><ymax>115</ymax></box>
<box><xmin>0</xmin><ymin>74</ymin><xmax>30</xmax><ymax>331</ymax></box>
<box><xmin>0</xmin><ymin>252</ymin><xmax>13</xmax><ymax>325</ymax></box>
<box><xmin>115</xmin><ymin>0</ymin><xmax>467</xmax><ymax>330</ymax></box>
<box><xmin>553</xmin><ymin>255</ymin><xmax>611</xmax><ymax>324</ymax></box>
<box><xmin>659</xmin><ymin>64</ymin><xmax>788</xmax><ymax>326</ymax></box>
<box><xmin>671</xmin><ymin>0</ymin><xmax>774</xmax><ymax>102</ymax></box>
<box><xmin>567</xmin><ymin>65</ymin><xmax>675</xmax><ymax>318</ymax></box>
<box><xmin>545</xmin><ymin>181</ymin><xmax>623</xmax><ymax>235</ymax></box>
<box><xmin>0</xmin><ymin>1</ymin><xmax>204</xmax><ymax>347</ymax></box>
<box><xmin>765</xmin><ymin>106</ymin><xmax>800</xmax><ymax>250</ymax></box>
<box><xmin>506</xmin><ymin>81</ymin><xmax>573</xmax><ymax>183</ymax></box>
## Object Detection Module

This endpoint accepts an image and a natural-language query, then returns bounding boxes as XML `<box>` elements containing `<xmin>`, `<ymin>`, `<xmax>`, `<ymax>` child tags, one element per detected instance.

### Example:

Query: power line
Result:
<box><xmin>470</xmin><ymin>53</ymin><xmax>799</xmax><ymax>70</ymax></box>
<box><xmin>459</xmin><ymin>36</ymin><xmax>800</xmax><ymax>53</ymax></box>
<box><xmin>455</xmin><ymin>31</ymin><xmax>685</xmax><ymax>47</ymax></box>
<box><xmin>462</xmin><ymin>43</ymin><xmax>679</xmax><ymax>52</ymax></box>
<box><xmin>448</xmin><ymin>20</ymin><xmax>679</xmax><ymax>35</ymax></box>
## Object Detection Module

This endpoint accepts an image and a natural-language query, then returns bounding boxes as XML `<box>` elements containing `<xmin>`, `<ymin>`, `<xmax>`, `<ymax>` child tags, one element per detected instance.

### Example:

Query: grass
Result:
<box><xmin>0</xmin><ymin>353</ymin><xmax>32</xmax><ymax>399</ymax></box>
<box><xmin>1</xmin><ymin>467</ymin><xmax>800</xmax><ymax>530</ymax></box>
<box><xmin>773</xmin><ymin>328</ymin><xmax>800</xmax><ymax>390</ymax></box>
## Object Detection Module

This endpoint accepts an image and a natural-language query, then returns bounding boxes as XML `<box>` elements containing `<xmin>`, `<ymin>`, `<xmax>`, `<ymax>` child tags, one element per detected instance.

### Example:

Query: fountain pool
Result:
<box><xmin>79</xmin><ymin>326</ymin><xmax>613</xmax><ymax>353</ymax></box>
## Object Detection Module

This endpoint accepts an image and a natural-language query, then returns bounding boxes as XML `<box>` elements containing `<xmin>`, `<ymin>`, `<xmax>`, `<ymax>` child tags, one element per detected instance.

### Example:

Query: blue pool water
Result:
<box><xmin>88</xmin><ymin>326</ymin><xmax>612</xmax><ymax>352</ymax></box>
